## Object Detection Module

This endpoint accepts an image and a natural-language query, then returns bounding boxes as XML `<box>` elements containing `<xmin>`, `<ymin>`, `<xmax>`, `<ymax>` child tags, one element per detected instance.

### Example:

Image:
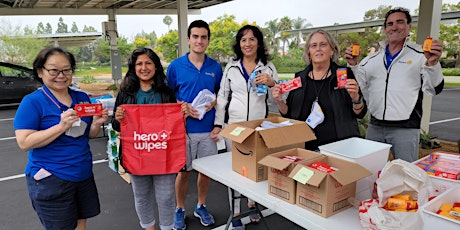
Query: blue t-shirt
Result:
<box><xmin>14</xmin><ymin>85</ymin><xmax>93</xmax><ymax>182</ymax></box>
<box><xmin>166</xmin><ymin>52</ymin><xmax>223</xmax><ymax>133</ymax></box>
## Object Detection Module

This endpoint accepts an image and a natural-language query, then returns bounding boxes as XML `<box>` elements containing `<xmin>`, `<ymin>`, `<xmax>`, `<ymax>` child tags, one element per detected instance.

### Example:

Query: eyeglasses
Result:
<box><xmin>42</xmin><ymin>66</ymin><xmax>74</xmax><ymax>77</ymax></box>
<box><xmin>309</xmin><ymin>42</ymin><xmax>329</xmax><ymax>49</ymax></box>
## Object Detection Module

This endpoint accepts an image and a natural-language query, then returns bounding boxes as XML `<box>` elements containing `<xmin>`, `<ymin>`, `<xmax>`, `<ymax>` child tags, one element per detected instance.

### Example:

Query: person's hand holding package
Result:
<box><xmin>189</xmin><ymin>89</ymin><xmax>216</xmax><ymax>120</ymax></box>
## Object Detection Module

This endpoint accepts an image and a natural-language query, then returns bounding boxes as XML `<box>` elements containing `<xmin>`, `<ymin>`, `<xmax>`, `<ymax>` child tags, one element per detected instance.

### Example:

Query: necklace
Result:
<box><xmin>310</xmin><ymin>68</ymin><xmax>330</xmax><ymax>102</ymax></box>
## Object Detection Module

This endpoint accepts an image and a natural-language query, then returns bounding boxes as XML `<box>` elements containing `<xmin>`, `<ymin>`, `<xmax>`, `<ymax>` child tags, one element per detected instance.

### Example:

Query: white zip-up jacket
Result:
<box><xmin>215</xmin><ymin>59</ymin><xmax>278</xmax><ymax>126</ymax></box>
<box><xmin>350</xmin><ymin>37</ymin><xmax>444</xmax><ymax>127</ymax></box>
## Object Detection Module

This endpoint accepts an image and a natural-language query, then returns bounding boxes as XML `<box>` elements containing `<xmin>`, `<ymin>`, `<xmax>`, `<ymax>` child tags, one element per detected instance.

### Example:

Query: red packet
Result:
<box><xmin>336</xmin><ymin>68</ymin><xmax>347</xmax><ymax>89</ymax></box>
<box><xmin>75</xmin><ymin>104</ymin><xmax>103</xmax><ymax>117</ymax></box>
<box><xmin>279</xmin><ymin>77</ymin><xmax>302</xmax><ymax>93</ymax></box>
<box><xmin>308</xmin><ymin>161</ymin><xmax>338</xmax><ymax>173</ymax></box>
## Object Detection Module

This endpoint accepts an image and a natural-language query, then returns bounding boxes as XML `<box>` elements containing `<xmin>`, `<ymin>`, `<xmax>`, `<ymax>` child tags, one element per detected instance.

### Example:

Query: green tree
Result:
<box><xmin>71</xmin><ymin>22</ymin><xmax>79</xmax><ymax>33</ymax></box>
<box><xmin>264</xmin><ymin>19</ymin><xmax>280</xmax><ymax>57</ymax></box>
<box><xmin>289</xmin><ymin>17</ymin><xmax>311</xmax><ymax>50</ymax></box>
<box><xmin>56</xmin><ymin>17</ymin><xmax>68</xmax><ymax>33</ymax></box>
<box><xmin>278</xmin><ymin>16</ymin><xmax>292</xmax><ymax>56</ymax></box>
<box><xmin>440</xmin><ymin>2</ymin><xmax>460</xmax><ymax>67</ymax></box>
<box><xmin>0</xmin><ymin>18</ymin><xmax>48</xmax><ymax>64</ymax></box>
<box><xmin>36</xmin><ymin>22</ymin><xmax>45</xmax><ymax>34</ymax></box>
<box><xmin>23</xmin><ymin>25</ymin><xmax>34</xmax><ymax>35</ymax></box>
<box><xmin>134</xmin><ymin>30</ymin><xmax>157</xmax><ymax>47</ymax></box>
<box><xmin>154</xmin><ymin>30</ymin><xmax>179</xmax><ymax>62</ymax></box>
<box><xmin>93</xmin><ymin>36</ymin><xmax>134</xmax><ymax>64</ymax></box>
<box><xmin>93</xmin><ymin>39</ymin><xmax>110</xmax><ymax>63</ymax></box>
<box><xmin>207</xmin><ymin>14</ymin><xmax>241</xmax><ymax>63</ymax></box>
<box><xmin>440</xmin><ymin>23</ymin><xmax>460</xmax><ymax>67</ymax></box>
<box><xmin>163</xmin><ymin>16</ymin><xmax>173</xmax><ymax>31</ymax></box>
<box><xmin>363</xmin><ymin>5</ymin><xmax>392</xmax><ymax>21</ymax></box>
<box><xmin>82</xmin><ymin>25</ymin><xmax>97</xmax><ymax>32</ymax></box>
<box><xmin>45</xmin><ymin>23</ymin><xmax>52</xmax><ymax>34</ymax></box>
<box><xmin>338</xmin><ymin>5</ymin><xmax>393</xmax><ymax>60</ymax></box>
<box><xmin>133</xmin><ymin>37</ymin><xmax>151</xmax><ymax>48</ymax></box>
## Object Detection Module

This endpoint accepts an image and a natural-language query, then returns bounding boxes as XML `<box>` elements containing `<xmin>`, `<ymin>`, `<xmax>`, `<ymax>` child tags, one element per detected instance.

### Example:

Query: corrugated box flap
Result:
<box><xmin>219</xmin><ymin>123</ymin><xmax>255</xmax><ymax>144</ymax></box>
<box><xmin>329</xmin><ymin>166</ymin><xmax>372</xmax><ymax>185</ymax></box>
<box><xmin>289</xmin><ymin>164</ymin><xmax>327</xmax><ymax>187</ymax></box>
<box><xmin>258</xmin><ymin>123</ymin><xmax>316</xmax><ymax>149</ymax></box>
<box><xmin>258</xmin><ymin>155</ymin><xmax>292</xmax><ymax>171</ymax></box>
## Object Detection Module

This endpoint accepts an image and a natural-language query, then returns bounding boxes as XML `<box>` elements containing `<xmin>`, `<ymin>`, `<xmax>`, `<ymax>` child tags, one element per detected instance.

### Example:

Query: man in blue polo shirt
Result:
<box><xmin>166</xmin><ymin>19</ymin><xmax>223</xmax><ymax>230</ymax></box>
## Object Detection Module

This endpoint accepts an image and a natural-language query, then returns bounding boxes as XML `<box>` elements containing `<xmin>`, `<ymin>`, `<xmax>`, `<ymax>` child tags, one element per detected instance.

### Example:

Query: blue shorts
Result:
<box><xmin>26</xmin><ymin>174</ymin><xmax>100</xmax><ymax>230</ymax></box>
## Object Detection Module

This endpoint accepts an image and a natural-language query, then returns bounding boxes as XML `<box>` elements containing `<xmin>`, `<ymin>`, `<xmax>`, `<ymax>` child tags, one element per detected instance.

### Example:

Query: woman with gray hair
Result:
<box><xmin>272</xmin><ymin>29</ymin><xmax>367</xmax><ymax>150</ymax></box>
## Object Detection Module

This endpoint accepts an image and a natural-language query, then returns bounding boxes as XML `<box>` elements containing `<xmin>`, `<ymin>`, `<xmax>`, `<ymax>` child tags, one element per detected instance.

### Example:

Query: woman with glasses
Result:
<box><xmin>13</xmin><ymin>46</ymin><xmax>108</xmax><ymax>230</ymax></box>
<box><xmin>272</xmin><ymin>29</ymin><xmax>367</xmax><ymax>150</ymax></box>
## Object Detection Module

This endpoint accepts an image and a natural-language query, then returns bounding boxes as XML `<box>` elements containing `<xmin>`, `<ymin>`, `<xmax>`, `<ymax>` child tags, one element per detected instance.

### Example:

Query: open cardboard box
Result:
<box><xmin>258</xmin><ymin>148</ymin><xmax>323</xmax><ymax>203</ymax></box>
<box><xmin>289</xmin><ymin>155</ymin><xmax>371</xmax><ymax>217</ymax></box>
<box><xmin>219</xmin><ymin>117</ymin><xmax>316</xmax><ymax>182</ymax></box>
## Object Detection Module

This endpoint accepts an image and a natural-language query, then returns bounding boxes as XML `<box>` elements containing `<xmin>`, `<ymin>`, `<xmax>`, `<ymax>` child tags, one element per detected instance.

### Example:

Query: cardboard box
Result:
<box><xmin>289</xmin><ymin>155</ymin><xmax>371</xmax><ymax>217</ymax></box>
<box><xmin>258</xmin><ymin>148</ymin><xmax>322</xmax><ymax>203</ymax></box>
<box><xmin>318</xmin><ymin>137</ymin><xmax>391</xmax><ymax>201</ymax></box>
<box><xmin>219</xmin><ymin>117</ymin><xmax>316</xmax><ymax>182</ymax></box>
<box><xmin>422</xmin><ymin>186</ymin><xmax>460</xmax><ymax>230</ymax></box>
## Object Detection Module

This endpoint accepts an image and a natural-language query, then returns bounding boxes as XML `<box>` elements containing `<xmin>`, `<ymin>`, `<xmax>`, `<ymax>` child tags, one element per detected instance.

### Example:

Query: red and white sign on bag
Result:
<box><xmin>120</xmin><ymin>103</ymin><xmax>186</xmax><ymax>175</ymax></box>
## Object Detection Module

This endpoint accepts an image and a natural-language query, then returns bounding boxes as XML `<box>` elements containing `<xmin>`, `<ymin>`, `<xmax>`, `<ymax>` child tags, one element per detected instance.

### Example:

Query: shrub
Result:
<box><xmin>80</xmin><ymin>75</ymin><xmax>96</xmax><ymax>84</ymax></box>
<box><xmin>107</xmin><ymin>84</ymin><xmax>118</xmax><ymax>91</ymax></box>
<box><xmin>419</xmin><ymin>129</ymin><xmax>440</xmax><ymax>149</ymax></box>
<box><xmin>272</xmin><ymin>56</ymin><xmax>306</xmax><ymax>73</ymax></box>
<box><xmin>440</xmin><ymin>59</ymin><xmax>457</xmax><ymax>68</ymax></box>
<box><xmin>442</xmin><ymin>68</ymin><xmax>460</xmax><ymax>76</ymax></box>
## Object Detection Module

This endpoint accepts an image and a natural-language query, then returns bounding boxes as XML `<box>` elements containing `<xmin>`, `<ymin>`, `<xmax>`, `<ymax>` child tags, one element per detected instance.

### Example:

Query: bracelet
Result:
<box><xmin>353</xmin><ymin>103</ymin><xmax>364</xmax><ymax>111</ymax></box>
<box><xmin>92</xmin><ymin>123</ymin><xmax>103</xmax><ymax>127</ymax></box>
<box><xmin>352</xmin><ymin>95</ymin><xmax>363</xmax><ymax>104</ymax></box>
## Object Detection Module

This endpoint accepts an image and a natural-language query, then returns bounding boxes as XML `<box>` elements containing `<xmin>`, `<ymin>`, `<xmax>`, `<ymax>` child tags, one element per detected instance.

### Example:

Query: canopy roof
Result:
<box><xmin>0</xmin><ymin>0</ymin><xmax>233</xmax><ymax>15</ymax></box>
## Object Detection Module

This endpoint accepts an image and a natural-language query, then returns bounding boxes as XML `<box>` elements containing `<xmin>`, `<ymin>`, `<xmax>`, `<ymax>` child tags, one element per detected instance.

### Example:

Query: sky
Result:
<box><xmin>2</xmin><ymin>0</ymin><xmax>459</xmax><ymax>41</ymax></box>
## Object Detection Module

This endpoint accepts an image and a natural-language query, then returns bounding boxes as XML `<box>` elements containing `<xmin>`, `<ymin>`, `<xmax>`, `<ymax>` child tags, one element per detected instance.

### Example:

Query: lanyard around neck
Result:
<box><xmin>41</xmin><ymin>86</ymin><xmax>67</xmax><ymax>112</ymax></box>
<box><xmin>311</xmin><ymin>67</ymin><xmax>330</xmax><ymax>101</ymax></box>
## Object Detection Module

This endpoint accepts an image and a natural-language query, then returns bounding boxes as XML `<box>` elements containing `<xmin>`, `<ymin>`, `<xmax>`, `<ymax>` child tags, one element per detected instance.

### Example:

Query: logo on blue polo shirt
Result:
<box><xmin>205</xmin><ymin>72</ymin><xmax>215</xmax><ymax>77</ymax></box>
<box><xmin>398</xmin><ymin>60</ymin><xmax>413</xmax><ymax>65</ymax></box>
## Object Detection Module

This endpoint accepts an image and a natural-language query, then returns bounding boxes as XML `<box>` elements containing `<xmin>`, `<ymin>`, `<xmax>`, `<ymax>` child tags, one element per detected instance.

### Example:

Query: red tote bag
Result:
<box><xmin>120</xmin><ymin>103</ymin><xmax>186</xmax><ymax>175</ymax></box>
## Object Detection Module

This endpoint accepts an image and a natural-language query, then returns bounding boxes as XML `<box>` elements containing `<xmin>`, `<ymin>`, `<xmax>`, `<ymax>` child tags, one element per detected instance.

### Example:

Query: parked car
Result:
<box><xmin>0</xmin><ymin>62</ymin><xmax>42</xmax><ymax>105</ymax></box>
<box><xmin>0</xmin><ymin>62</ymin><xmax>83</xmax><ymax>106</ymax></box>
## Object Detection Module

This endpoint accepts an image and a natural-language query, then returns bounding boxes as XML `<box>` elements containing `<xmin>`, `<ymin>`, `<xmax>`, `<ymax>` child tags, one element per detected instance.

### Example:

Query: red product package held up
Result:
<box><xmin>336</xmin><ymin>68</ymin><xmax>347</xmax><ymax>89</ymax></box>
<box><xmin>75</xmin><ymin>103</ymin><xmax>103</xmax><ymax>117</ymax></box>
<box><xmin>279</xmin><ymin>77</ymin><xmax>302</xmax><ymax>94</ymax></box>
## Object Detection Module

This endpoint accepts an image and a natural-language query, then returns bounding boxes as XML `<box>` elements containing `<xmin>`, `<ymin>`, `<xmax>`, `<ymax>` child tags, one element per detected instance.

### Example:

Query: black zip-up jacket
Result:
<box><xmin>283</xmin><ymin>62</ymin><xmax>367</xmax><ymax>145</ymax></box>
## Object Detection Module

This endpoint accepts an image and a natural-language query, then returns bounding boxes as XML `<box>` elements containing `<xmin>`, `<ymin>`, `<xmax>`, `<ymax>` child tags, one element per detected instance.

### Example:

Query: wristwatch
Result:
<box><xmin>352</xmin><ymin>95</ymin><xmax>363</xmax><ymax>104</ymax></box>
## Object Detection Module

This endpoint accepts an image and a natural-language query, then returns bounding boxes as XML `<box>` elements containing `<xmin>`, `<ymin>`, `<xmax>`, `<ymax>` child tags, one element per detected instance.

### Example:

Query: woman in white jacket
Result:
<box><xmin>211</xmin><ymin>25</ymin><xmax>278</xmax><ymax>229</ymax></box>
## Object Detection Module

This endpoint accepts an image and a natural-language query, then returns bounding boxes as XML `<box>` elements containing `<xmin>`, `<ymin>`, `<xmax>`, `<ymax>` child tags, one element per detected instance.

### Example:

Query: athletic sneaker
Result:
<box><xmin>173</xmin><ymin>207</ymin><xmax>186</xmax><ymax>230</ymax></box>
<box><xmin>193</xmin><ymin>204</ymin><xmax>215</xmax><ymax>226</ymax></box>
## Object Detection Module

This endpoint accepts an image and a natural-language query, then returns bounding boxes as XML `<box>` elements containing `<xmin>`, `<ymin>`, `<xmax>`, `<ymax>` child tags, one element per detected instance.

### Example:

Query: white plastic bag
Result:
<box><xmin>191</xmin><ymin>89</ymin><xmax>216</xmax><ymax>120</ymax></box>
<box><xmin>376</xmin><ymin>159</ymin><xmax>431</xmax><ymax>206</ymax></box>
<box><xmin>363</xmin><ymin>159</ymin><xmax>432</xmax><ymax>230</ymax></box>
